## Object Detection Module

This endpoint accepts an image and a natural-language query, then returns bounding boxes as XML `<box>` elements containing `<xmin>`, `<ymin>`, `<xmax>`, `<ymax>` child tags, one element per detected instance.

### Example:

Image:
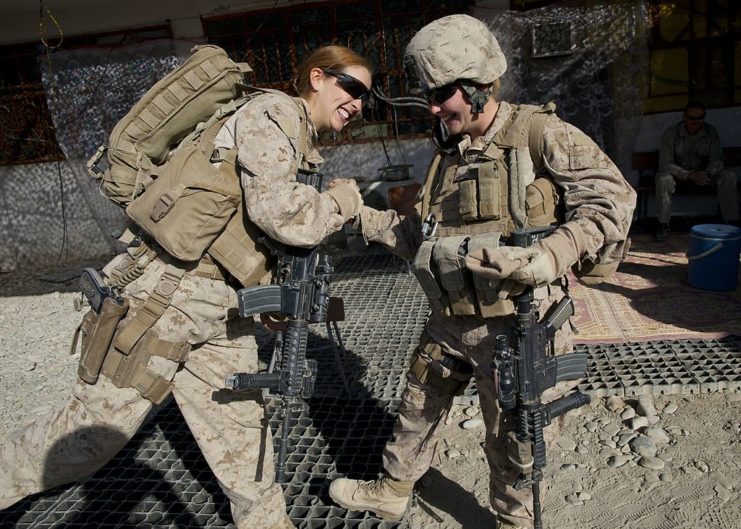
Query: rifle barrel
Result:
<box><xmin>545</xmin><ymin>391</ymin><xmax>590</xmax><ymax>421</ymax></box>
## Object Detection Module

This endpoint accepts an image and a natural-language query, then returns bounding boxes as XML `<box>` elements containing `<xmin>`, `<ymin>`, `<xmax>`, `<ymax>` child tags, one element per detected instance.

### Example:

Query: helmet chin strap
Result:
<box><xmin>460</xmin><ymin>83</ymin><xmax>492</xmax><ymax>114</ymax></box>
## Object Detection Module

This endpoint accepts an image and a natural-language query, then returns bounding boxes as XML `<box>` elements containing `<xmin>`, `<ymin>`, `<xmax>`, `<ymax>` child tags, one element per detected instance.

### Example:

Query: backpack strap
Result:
<box><xmin>490</xmin><ymin>101</ymin><xmax>555</xmax><ymax>170</ymax></box>
<box><xmin>178</xmin><ymin>95</ymin><xmax>253</xmax><ymax>153</ymax></box>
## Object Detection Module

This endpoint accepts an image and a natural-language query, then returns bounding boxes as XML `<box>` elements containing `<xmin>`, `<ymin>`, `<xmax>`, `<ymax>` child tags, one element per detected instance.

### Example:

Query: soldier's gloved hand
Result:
<box><xmin>326</xmin><ymin>178</ymin><xmax>363</xmax><ymax>221</ymax></box>
<box><xmin>465</xmin><ymin>246</ymin><xmax>536</xmax><ymax>280</ymax></box>
<box><xmin>465</xmin><ymin>229</ymin><xmax>581</xmax><ymax>288</ymax></box>
<box><xmin>466</xmin><ymin>245</ymin><xmax>553</xmax><ymax>287</ymax></box>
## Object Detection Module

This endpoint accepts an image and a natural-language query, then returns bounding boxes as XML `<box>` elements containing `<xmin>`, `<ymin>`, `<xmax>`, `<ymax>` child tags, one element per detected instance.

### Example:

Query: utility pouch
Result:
<box><xmin>525</xmin><ymin>177</ymin><xmax>560</xmax><ymax>227</ymax></box>
<box><xmin>409</xmin><ymin>338</ymin><xmax>473</xmax><ymax>395</ymax></box>
<box><xmin>467</xmin><ymin>233</ymin><xmax>515</xmax><ymax>318</ymax></box>
<box><xmin>208</xmin><ymin>201</ymin><xmax>271</xmax><ymax>287</ymax></box>
<box><xmin>411</xmin><ymin>240</ymin><xmax>448</xmax><ymax>312</ymax></box>
<box><xmin>72</xmin><ymin>297</ymin><xmax>130</xmax><ymax>384</ymax></box>
<box><xmin>126</xmin><ymin>144</ymin><xmax>241</xmax><ymax>262</ymax></box>
<box><xmin>431</xmin><ymin>235</ymin><xmax>476</xmax><ymax>316</ymax></box>
<box><xmin>102</xmin><ymin>329</ymin><xmax>189</xmax><ymax>405</ymax></box>
<box><xmin>457</xmin><ymin>162</ymin><xmax>503</xmax><ymax>222</ymax></box>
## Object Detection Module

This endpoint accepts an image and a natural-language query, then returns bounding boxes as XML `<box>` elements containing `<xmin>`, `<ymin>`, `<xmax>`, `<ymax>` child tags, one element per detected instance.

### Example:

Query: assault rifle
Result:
<box><xmin>494</xmin><ymin>227</ymin><xmax>591</xmax><ymax>529</ymax></box>
<box><xmin>225</xmin><ymin>170</ymin><xmax>348</xmax><ymax>483</ymax></box>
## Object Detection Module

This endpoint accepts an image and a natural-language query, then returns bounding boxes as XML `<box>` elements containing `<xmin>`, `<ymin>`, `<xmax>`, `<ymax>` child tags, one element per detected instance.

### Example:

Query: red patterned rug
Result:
<box><xmin>570</xmin><ymin>233</ymin><xmax>741</xmax><ymax>344</ymax></box>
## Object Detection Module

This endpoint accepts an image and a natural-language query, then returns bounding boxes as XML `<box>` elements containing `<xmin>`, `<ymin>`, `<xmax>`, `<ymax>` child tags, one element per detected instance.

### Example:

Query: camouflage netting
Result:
<box><xmin>5</xmin><ymin>3</ymin><xmax>649</xmax><ymax>270</ymax></box>
<box><xmin>0</xmin><ymin>161</ymin><xmax>117</xmax><ymax>271</ymax></box>
<box><xmin>40</xmin><ymin>38</ymin><xmax>193</xmax><ymax>160</ymax></box>
<box><xmin>480</xmin><ymin>0</ymin><xmax>650</xmax><ymax>181</ymax></box>
<box><xmin>2</xmin><ymin>40</ymin><xmax>193</xmax><ymax>270</ymax></box>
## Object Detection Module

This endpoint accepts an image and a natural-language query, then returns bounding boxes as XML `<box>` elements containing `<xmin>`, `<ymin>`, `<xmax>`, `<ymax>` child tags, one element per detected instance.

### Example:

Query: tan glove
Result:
<box><xmin>325</xmin><ymin>178</ymin><xmax>362</xmax><ymax>221</ymax></box>
<box><xmin>465</xmin><ymin>246</ymin><xmax>534</xmax><ymax>280</ymax></box>
<box><xmin>465</xmin><ymin>228</ymin><xmax>583</xmax><ymax>288</ymax></box>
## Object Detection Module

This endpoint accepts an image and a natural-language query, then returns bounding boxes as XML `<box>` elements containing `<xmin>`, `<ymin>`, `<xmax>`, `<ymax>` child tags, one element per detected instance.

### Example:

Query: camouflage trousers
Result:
<box><xmin>382</xmin><ymin>286</ymin><xmax>577</xmax><ymax>529</ymax></box>
<box><xmin>0</xmin><ymin>254</ymin><xmax>292</xmax><ymax>529</ymax></box>
<box><xmin>656</xmin><ymin>167</ymin><xmax>739</xmax><ymax>224</ymax></box>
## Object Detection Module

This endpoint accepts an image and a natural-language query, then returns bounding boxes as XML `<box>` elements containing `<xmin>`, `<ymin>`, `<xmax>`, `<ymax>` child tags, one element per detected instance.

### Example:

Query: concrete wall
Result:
<box><xmin>626</xmin><ymin>106</ymin><xmax>741</xmax><ymax>219</ymax></box>
<box><xmin>621</xmin><ymin>105</ymin><xmax>741</xmax><ymax>184</ymax></box>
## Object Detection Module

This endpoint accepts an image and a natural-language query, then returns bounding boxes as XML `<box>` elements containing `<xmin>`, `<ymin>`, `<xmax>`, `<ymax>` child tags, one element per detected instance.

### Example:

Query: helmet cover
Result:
<box><xmin>404</xmin><ymin>14</ymin><xmax>507</xmax><ymax>92</ymax></box>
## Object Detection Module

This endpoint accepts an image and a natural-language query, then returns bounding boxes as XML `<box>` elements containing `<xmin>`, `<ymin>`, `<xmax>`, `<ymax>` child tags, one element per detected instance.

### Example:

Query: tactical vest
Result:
<box><xmin>121</xmin><ymin>90</ymin><xmax>316</xmax><ymax>288</ymax></box>
<box><xmin>75</xmin><ymin>92</ymin><xmax>317</xmax><ymax>405</ymax></box>
<box><xmin>412</xmin><ymin>103</ymin><xmax>561</xmax><ymax>318</ymax></box>
<box><xmin>86</xmin><ymin>44</ymin><xmax>315</xmax><ymax>289</ymax></box>
<box><xmin>206</xmin><ymin>91</ymin><xmax>317</xmax><ymax>287</ymax></box>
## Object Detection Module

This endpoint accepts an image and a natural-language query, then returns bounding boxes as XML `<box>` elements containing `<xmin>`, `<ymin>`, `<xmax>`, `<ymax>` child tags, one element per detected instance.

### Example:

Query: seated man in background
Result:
<box><xmin>655</xmin><ymin>100</ymin><xmax>739</xmax><ymax>240</ymax></box>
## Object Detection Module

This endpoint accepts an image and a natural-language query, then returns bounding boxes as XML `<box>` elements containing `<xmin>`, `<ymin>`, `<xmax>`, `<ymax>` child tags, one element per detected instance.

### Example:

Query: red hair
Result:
<box><xmin>295</xmin><ymin>45</ymin><xmax>372</xmax><ymax>96</ymax></box>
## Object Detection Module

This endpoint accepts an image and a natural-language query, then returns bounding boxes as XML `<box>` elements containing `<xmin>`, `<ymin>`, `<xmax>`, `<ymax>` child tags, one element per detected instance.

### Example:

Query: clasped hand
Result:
<box><xmin>325</xmin><ymin>178</ymin><xmax>362</xmax><ymax>220</ymax></box>
<box><xmin>465</xmin><ymin>244</ymin><xmax>557</xmax><ymax>288</ymax></box>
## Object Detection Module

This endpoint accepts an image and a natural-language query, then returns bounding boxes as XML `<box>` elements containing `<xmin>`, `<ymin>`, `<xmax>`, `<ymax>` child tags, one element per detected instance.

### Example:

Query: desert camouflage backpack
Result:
<box><xmin>87</xmin><ymin>44</ymin><xmax>250</xmax><ymax>207</ymax></box>
<box><xmin>87</xmin><ymin>46</ymin><xmax>260</xmax><ymax>272</ymax></box>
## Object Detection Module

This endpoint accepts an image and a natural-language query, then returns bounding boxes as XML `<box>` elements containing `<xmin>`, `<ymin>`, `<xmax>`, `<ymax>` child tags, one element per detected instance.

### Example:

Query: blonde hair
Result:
<box><xmin>491</xmin><ymin>78</ymin><xmax>501</xmax><ymax>97</ymax></box>
<box><xmin>295</xmin><ymin>45</ymin><xmax>372</xmax><ymax>97</ymax></box>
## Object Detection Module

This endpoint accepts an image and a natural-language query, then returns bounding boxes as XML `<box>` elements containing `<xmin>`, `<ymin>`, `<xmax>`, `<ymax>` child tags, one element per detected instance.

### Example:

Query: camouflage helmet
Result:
<box><xmin>404</xmin><ymin>14</ymin><xmax>507</xmax><ymax>92</ymax></box>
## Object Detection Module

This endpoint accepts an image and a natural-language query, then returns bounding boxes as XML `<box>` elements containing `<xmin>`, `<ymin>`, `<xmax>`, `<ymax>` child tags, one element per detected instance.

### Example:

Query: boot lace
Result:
<box><xmin>358</xmin><ymin>477</ymin><xmax>388</xmax><ymax>495</ymax></box>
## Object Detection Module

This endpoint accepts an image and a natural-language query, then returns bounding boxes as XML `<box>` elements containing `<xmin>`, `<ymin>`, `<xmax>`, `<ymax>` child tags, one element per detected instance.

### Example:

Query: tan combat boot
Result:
<box><xmin>329</xmin><ymin>476</ymin><xmax>414</xmax><ymax>520</ymax></box>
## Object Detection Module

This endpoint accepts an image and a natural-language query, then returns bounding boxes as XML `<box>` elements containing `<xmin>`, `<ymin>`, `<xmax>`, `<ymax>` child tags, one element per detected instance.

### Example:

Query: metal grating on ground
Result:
<box><xmin>259</xmin><ymin>252</ymin><xmax>427</xmax><ymax>401</ymax></box>
<box><xmin>2</xmin><ymin>250</ymin><xmax>740</xmax><ymax>528</ymax></box>
<box><xmin>578</xmin><ymin>337</ymin><xmax>741</xmax><ymax>397</ymax></box>
<box><xmin>2</xmin><ymin>401</ymin><xmax>236</xmax><ymax>528</ymax></box>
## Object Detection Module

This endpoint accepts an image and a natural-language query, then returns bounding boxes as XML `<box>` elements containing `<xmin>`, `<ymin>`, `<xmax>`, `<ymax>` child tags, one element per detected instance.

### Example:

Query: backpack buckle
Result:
<box><xmin>86</xmin><ymin>145</ymin><xmax>108</xmax><ymax>179</ymax></box>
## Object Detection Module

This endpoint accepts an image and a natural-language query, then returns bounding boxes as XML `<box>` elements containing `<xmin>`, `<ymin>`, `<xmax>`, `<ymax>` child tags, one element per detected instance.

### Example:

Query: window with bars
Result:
<box><xmin>0</xmin><ymin>42</ymin><xmax>64</xmax><ymax>166</ymax></box>
<box><xmin>0</xmin><ymin>24</ymin><xmax>171</xmax><ymax>166</ymax></box>
<box><xmin>645</xmin><ymin>0</ymin><xmax>740</xmax><ymax>113</ymax></box>
<box><xmin>203</xmin><ymin>0</ymin><xmax>474</xmax><ymax>144</ymax></box>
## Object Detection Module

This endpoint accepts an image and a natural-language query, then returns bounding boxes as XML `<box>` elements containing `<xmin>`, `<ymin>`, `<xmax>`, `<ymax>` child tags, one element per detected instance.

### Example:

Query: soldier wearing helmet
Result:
<box><xmin>329</xmin><ymin>14</ymin><xmax>635</xmax><ymax>529</ymax></box>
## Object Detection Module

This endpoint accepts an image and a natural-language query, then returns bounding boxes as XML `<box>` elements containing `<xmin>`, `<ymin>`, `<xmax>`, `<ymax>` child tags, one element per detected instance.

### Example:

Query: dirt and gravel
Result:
<box><xmin>406</xmin><ymin>393</ymin><xmax>740</xmax><ymax>529</ymax></box>
<box><xmin>0</xmin><ymin>262</ymin><xmax>93</xmax><ymax>439</ymax></box>
<box><xmin>1</xmin><ymin>260</ymin><xmax>739</xmax><ymax>529</ymax></box>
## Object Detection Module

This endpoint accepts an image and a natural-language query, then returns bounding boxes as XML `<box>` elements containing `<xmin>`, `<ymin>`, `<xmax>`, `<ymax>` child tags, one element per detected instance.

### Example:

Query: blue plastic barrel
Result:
<box><xmin>687</xmin><ymin>224</ymin><xmax>741</xmax><ymax>291</ymax></box>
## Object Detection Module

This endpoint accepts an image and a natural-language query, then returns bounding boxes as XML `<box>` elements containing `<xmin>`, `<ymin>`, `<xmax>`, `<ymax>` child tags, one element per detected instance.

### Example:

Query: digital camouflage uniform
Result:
<box><xmin>0</xmin><ymin>91</ymin><xmax>358</xmax><ymax>529</ymax></box>
<box><xmin>355</xmin><ymin>99</ymin><xmax>635</xmax><ymax>527</ymax></box>
<box><xmin>656</xmin><ymin>120</ymin><xmax>738</xmax><ymax>224</ymax></box>
<box><xmin>329</xmin><ymin>14</ymin><xmax>637</xmax><ymax>527</ymax></box>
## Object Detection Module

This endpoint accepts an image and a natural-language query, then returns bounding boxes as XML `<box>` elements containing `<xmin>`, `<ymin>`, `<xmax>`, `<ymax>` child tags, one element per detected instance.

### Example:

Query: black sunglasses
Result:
<box><xmin>323</xmin><ymin>69</ymin><xmax>370</xmax><ymax>103</ymax></box>
<box><xmin>423</xmin><ymin>82</ymin><xmax>460</xmax><ymax>105</ymax></box>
